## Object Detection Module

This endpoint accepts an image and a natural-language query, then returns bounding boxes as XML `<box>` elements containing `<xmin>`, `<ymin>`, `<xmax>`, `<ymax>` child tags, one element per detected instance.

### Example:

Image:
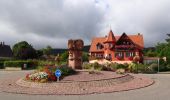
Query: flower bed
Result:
<box><xmin>26</xmin><ymin>72</ymin><xmax>48</xmax><ymax>83</ymax></box>
<box><xmin>25</xmin><ymin>65</ymin><xmax>76</xmax><ymax>83</ymax></box>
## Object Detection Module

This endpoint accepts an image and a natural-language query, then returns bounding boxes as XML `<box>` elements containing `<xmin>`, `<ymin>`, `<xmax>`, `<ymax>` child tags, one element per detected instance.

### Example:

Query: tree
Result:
<box><xmin>145</xmin><ymin>50</ymin><xmax>157</xmax><ymax>57</ymax></box>
<box><xmin>42</xmin><ymin>45</ymin><xmax>52</xmax><ymax>55</ymax></box>
<box><xmin>60</xmin><ymin>51</ymin><xmax>68</xmax><ymax>62</ymax></box>
<box><xmin>155</xmin><ymin>34</ymin><xmax>170</xmax><ymax>64</ymax></box>
<box><xmin>82</xmin><ymin>52</ymin><xmax>89</xmax><ymax>62</ymax></box>
<box><xmin>12</xmin><ymin>41</ymin><xmax>37</xmax><ymax>59</ymax></box>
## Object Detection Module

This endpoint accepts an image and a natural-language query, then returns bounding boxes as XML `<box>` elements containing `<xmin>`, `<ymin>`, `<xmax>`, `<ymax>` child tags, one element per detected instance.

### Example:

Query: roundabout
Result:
<box><xmin>0</xmin><ymin>70</ymin><xmax>154</xmax><ymax>95</ymax></box>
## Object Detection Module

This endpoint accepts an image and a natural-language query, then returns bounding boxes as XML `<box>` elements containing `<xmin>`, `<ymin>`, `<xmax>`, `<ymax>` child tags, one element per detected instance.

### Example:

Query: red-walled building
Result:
<box><xmin>89</xmin><ymin>30</ymin><xmax>144</xmax><ymax>64</ymax></box>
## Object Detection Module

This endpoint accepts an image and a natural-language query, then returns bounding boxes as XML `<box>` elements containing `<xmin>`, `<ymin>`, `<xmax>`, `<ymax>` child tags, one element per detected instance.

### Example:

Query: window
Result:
<box><xmin>115</xmin><ymin>52</ymin><xmax>124</xmax><ymax>57</ymax></box>
<box><xmin>126</xmin><ymin>52</ymin><xmax>135</xmax><ymax>57</ymax></box>
<box><xmin>96</xmin><ymin>43</ymin><xmax>103</xmax><ymax>50</ymax></box>
<box><xmin>109</xmin><ymin>43</ymin><xmax>113</xmax><ymax>48</ymax></box>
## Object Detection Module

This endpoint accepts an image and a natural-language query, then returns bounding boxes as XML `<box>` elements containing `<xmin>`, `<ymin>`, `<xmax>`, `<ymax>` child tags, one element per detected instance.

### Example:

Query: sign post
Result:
<box><xmin>55</xmin><ymin>69</ymin><xmax>62</xmax><ymax>82</ymax></box>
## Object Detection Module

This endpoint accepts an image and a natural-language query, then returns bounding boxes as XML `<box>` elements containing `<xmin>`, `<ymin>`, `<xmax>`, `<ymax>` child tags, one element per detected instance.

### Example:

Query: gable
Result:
<box><xmin>0</xmin><ymin>45</ymin><xmax>13</xmax><ymax>57</ymax></box>
<box><xmin>90</xmin><ymin>33</ymin><xmax>144</xmax><ymax>52</ymax></box>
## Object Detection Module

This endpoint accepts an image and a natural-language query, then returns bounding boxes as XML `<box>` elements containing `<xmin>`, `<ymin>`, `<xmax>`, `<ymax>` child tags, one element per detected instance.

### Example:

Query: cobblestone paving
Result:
<box><xmin>0</xmin><ymin>72</ymin><xmax>154</xmax><ymax>95</ymax></box>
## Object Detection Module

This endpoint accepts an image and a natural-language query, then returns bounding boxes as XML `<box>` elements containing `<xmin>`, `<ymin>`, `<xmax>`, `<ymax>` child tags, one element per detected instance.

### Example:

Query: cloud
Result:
<box><xmin>0</xmin><ymin>0</ymin><xmax>170</xmax><ymax>49</ymax></box>
<box><xmin>0</xmin><ymin>0</ymin><xmax>105</xmax><ymax>48</ymax></box>
<box><xmin>100</xmin><ymin>0</ymin><xmax>170</xmax><ymax>46</ymax></box>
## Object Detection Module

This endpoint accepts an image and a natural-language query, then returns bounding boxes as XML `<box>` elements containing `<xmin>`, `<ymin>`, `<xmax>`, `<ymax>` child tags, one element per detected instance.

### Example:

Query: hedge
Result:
<box><xmin>4</xmin><ymin>60</ymin><xmax>35</xmax><ymax>69</ymax></box>
<box><xmin>0</xmin><ymin>61</ymin><xmax>4</xmax><ymax>69</ymax></box>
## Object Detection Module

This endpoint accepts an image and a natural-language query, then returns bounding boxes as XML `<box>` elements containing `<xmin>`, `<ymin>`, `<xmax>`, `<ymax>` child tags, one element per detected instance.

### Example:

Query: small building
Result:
<box><xmin>0</xmin><ymin>42</ymin><xmax>13</xmax><ymax>59</ymax></box>
<box><xmin>89</xmin><ymin>30</ymin><xmax>144</xmax><ymax>64</ymax></box>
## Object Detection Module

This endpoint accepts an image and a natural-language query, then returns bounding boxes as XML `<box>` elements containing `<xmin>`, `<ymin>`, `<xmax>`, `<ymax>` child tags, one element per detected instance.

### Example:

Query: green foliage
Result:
<box><xmin>145</xmin><ymin>50</ymin><xmax>157</xmax><ymax>57</ymax></box>
<box><xmin>12</xmin><ymin>41</ymin><xmax>37</xmax><ymax>59</ymax></box>
<box><xmin>36</xmin><ymin>50</ymin><xmax>43</xmax><ymax>58</ymax></box>
<box><xmin>41</xmin><ymin>45</ymin><xmax>52</xmax><ymax>56</ymax></box>
<box><xmin>0</xmin><ymin>61</ymin><xmax>4</xmax><ymax>69</ymax></box>
<box><xmin>92</xmin><ymin>62</ymin><xmax>103</xmax><ymax>71</ymax></box>
<box><xmin>38</xmin><ymin>60</ymin><xmax>57</xmax><ymax>66</ymax></box>
<box><xmin>117</xmin><ymin>63</ymin><xmax>128</xmax><ymax>69</ymax></box>
<box><xmin>82</xmin><ymin>52</ymin><xmax>89</xmax><ymax>62</ymax></box>
<box><xmin>60</xmin><ymin>51</ymin><xmax>68</xmax><ymax>62</ymax></box>
<box><xmin>82</xmin><ymin>62</ymin><xmax>103</xmax><ymax>71</ymax></box>
<box><xmin>137</xmin><ymin>63</ymin><xmax>147</xmax><ymax>73</ymax></box>
<box><xmin>155</xmin><ymin>35</ymin><xmax>170</xmax><ymax>65</ymax></box>
<box><xmin>128</xmin><ymin>63</ymin><xmax>138</xmax><ymax>73</ymax></box>
<box><xmin>58</xmin><ymin>66</ymin><xmax>76</xmax><ymax>76</ymax></box>
<box><xmin>4</xmin><ymin>60</ymin><xmax>35</xmax><ymax>69</ymax></box>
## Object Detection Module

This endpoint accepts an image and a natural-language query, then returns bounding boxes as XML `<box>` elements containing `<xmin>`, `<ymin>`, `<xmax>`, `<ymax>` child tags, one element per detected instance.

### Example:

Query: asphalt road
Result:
<box><xmin>0</xmin><ymin>70</ymin><xmax>170</xmax><ymax>100</ymax></box>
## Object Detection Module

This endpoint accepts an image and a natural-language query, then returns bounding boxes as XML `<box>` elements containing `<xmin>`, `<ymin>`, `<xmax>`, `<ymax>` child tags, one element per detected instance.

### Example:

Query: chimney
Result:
<box><xmin>138</xmin><ymin>33</ymin><xmax>140</xmax><ymax>35</ymax></box>
<box><xmin>0</xmin><ymin>42</ymin><xmax>2</xmax><ymax>46</ymax></box>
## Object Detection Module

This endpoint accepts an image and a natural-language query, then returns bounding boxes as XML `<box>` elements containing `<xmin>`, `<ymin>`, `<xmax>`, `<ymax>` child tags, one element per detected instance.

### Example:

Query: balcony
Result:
<box><xmin>115</xmin><ymin>45</ymin><xmax>135</xmax><ymax>49</ymax></box>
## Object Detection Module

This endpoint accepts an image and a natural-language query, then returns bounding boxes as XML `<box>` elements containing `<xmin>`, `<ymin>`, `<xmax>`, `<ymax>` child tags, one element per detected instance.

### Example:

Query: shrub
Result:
<box><xmin>92</xmin><ymin>62</ymin><xmax>103</xmax><ymax>71</ymax></box>
<box><xmin>137</xmin><ymin>63</ymin><xmax>147</xmax><ymax>73</ymax></box>
<box><xmin>0</xmin><ymin>61</ymin><xmax>4</xmax><ymax>69</ymax></box>
<box><xmin>58</xmin><ymin>66</ymin><xmax>76</xmax><ymax>76</ymax></box>
<box><xmin>128</xmin><ymin>62</ymin><xmax>138</xmax><ymax>73</ymax></box>
<box><xmin>116</xmin><ymin>69</ymin><xmax>125</xmax><ymax>74</ymax></box>
<box><xmin>82</xmin><ymin>62</ymin><xmax>103</xmax><ymax>71</ymax></box>
<box><xmin>38</xmin><ymin>60</ymin><xmax>56</xmax><ymax>66</ymax></box>
<box><xmin>148</xmin><ymin>63</ymin><xmax>158</xmax><ymax>71</ymax></box>
<box><xmin>82</xmin><ymin>62</ymin><xmax>92</xmax><ymax>69</ymax></box>
<box><xmin>117</xmin><ymin>64</ymin><xmax>128</xmax><ymax>69</ymax></box>
<box><xmin>110</xmin><ymin>63</ymin><xmax>119</xmax><ymax>71</ymax></box>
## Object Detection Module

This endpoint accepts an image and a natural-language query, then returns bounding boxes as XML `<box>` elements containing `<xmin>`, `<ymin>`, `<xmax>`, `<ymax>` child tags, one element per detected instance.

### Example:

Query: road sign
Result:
<box><xmin>55</xmin><ymin>69</ymin><xmax>61</xmax><ymax>81</ymax></box>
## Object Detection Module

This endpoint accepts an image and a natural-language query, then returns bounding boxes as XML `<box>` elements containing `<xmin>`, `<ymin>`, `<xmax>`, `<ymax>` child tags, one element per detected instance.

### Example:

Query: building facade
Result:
<box><xmin>0</xmin><ymin>42</ymin><xmax>13</xmax><ymax>59</ymax></box>
<box><xmin>89</xmin><ymin>30</ymin><xmax>144</xmax><ymax>64</ymax></box>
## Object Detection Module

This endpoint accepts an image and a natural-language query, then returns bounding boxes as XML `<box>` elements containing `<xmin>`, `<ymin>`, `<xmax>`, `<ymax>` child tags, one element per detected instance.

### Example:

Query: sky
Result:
<box><xmin>0</xmin><ymin>0</ymin><xmax>170</xmax><ymax>49</ymax></box>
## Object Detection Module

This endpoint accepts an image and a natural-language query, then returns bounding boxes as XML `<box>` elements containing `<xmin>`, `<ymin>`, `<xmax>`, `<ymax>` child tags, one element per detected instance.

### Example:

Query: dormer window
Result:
<box><xmin>96</xmin><ymin>43</ymin><xmax>103</xmax><ymax>50</ymax></box>
<box><xmin>109</xmin><ymin>43</ymin><xmax>113</xmax><ymax>48</ymax></box>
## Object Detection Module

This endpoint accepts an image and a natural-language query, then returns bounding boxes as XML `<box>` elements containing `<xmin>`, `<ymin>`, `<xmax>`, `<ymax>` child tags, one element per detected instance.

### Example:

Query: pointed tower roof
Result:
<box><xmin>104</xmin><ymin>30</ymin><xmax>116</xmax><ymax>43</ymax></box>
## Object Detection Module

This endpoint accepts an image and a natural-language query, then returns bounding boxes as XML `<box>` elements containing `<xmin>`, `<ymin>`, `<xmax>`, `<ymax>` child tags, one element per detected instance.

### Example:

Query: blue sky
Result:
<box><xmin>0</xmin><ymin>0</ymin><xmax>170</xmax><ymax>49</ymax></box>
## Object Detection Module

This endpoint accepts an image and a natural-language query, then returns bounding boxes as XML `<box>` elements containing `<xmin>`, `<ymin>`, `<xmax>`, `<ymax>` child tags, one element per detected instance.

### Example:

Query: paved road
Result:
<box><xmin>0</xmin><ymin>71</ymin><xmax>170</xmax><ymax>100</ymax></box>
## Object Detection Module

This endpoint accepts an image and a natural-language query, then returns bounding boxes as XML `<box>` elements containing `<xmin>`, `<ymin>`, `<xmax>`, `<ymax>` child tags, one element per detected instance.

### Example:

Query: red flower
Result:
<box><xmin>116</xmin><ymin>56</ymin><xmax>122</xmax><ymax>60</ymax></box>
<box><xmin>128</xmin><ymin>57</ymin><xmax>133</xmax><ymax>60</ymax></box>
<box><xmin>25</xmin><ymin>74</ymin><xmax>30</xmax><ymax>80</ymax></box>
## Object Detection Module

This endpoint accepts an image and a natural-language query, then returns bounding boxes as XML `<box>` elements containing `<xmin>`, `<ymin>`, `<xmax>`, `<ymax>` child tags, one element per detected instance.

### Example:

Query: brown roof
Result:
<box><xmin>104</xmin><ymin>30</ymin><xmax>116</xmax><ymax>43</ymax></box>
<box><xmin>89</xmin><ymin>33</ymin><xmax>144</xmax><ymax>52</ymax></box>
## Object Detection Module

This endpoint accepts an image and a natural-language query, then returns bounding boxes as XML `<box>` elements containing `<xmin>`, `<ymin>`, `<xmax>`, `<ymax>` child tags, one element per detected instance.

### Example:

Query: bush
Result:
<box><xmin>137</xmin><ymin>63</ymin><xmax>147</xmax><ymax>73</ymax></box>
<box><xmin>110</xmin><ymin>63</ymin><xmax>119</xmax><ymax>71</ymax></box>
<box><xmin>128</xmin><ymin>63</ymin><xmax>138</xmax><ymax>73</ymax></box>
<box><xmin>92</xmin><ymin>62</ymin><xmax>103</xmax><ymax>71</ymax></box>
<box><xmin>58</xmin><ymin>66</ymin><xmax>76</xmax><ymax>76</ymax></box>
<box><xmin>116</xmin><ymin>69</ymin><xmax>125</xmax><ymax>74</ymax></box>
<box><xmin>82</xmin><ymin>62</ymin><xmax>103</xmax><ymax>71</ymax></box>
<box><xmin>82</xmin><ymin>62</ymin><xmax>92</xmax><ymax>69</ymax></box>
<box><xmin>117</xmin><ymin>64</ymin><xmax>128</xmax><ymax>69</ymax></box>
<box><xmin>0</xmin><ymin>61</ymin><xmax>4</xmax><ymax>69</ymax></box>
<box><xmin>102</xmin><ymin>63</ymin><xmax>129</xmax><ymax>71</ymax></box>
<box><xmin>38</xmin><ymin>60</ymin><xmax>56</xmax><ymax>66</ymax></box>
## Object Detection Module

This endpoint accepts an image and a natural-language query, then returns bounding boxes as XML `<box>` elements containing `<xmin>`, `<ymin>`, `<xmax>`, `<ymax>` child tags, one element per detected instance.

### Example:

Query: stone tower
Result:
<box><xmin>68</xmin><ymin>39</ymin><xmax>84</xmax><ymax>69</ymax></box>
